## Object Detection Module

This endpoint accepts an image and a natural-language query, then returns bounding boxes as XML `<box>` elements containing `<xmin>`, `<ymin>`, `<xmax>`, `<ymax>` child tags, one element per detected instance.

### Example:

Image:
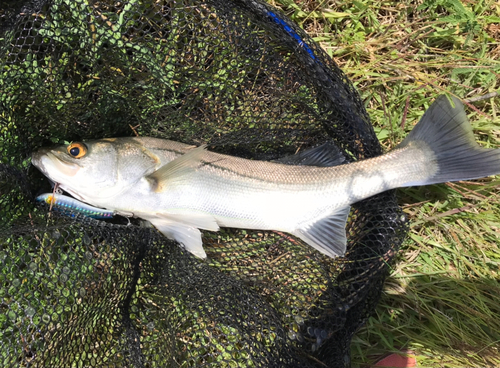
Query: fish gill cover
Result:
<box><xmin>0</xmin><ymin>0</ymin><xmax>407</xmax><ymax>367</ymax></box>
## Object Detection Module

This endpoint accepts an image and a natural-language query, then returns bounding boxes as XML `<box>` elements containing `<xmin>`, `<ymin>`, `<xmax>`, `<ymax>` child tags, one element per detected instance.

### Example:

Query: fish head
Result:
<box><xmin>32</xmin><ymin>138</ymin><xmax>160</xmax><ymax>203</ymax></box>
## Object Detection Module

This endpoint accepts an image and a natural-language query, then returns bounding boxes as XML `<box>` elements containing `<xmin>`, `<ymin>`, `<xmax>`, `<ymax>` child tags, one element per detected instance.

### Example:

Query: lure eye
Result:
<box><xmin>67</xmin><ymin>142</ymin><xmax>87</xmax><ymax>159</ymax></box>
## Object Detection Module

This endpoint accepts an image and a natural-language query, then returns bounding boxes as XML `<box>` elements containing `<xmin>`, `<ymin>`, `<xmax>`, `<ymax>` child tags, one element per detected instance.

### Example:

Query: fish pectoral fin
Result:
<box><xmin>147</xmin><ymin>144</ymin><xmax>206</xmax><ymax>192</ymax></box>
<box><xmin>149</xmin><ymin>218</ymin><xmax>208</xmax><ymax>259</ymax></box>
<box><xmin>292</xmin><ymin>206</ymin><xmax>350</xmax><ymax>258</ymax></box>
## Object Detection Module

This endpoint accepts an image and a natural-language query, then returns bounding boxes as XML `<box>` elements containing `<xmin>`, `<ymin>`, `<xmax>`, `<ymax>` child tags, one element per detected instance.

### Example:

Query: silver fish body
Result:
<box><xmin>32</xmin><ymin>96</ymin><xmax>500</xmax><ymax>258</ymax></box>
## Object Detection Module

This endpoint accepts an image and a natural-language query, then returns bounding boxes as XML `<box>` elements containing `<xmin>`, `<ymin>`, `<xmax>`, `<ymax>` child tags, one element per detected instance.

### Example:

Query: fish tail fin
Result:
<box><xmin>398</xmin><ymin>95</ymin><xmax>500</xmax><ymax>186</ymax></box>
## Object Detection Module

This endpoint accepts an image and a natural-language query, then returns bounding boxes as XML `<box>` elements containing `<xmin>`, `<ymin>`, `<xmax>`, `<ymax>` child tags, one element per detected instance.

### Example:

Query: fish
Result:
<box><xmin>31</xmin><ymin>96</ymin><xmax>500</xmax><ymax>259</ymax></box>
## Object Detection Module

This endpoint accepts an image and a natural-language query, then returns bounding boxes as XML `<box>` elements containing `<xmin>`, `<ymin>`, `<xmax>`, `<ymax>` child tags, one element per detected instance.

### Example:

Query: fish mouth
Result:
<box><xmin>32</xmin><ymin>149</ymin><xmax>91</xmax><ymax>202</ymax></box>
<box><xmin>32</xmin><ymin>150</ymin><xmax>81</xmax><ymax>199</ymax></box>
<box><xmin>32</xmin><ymin>152</ymin><xmax>84</xmax><ymax>200</ymax></box>
<box><xmin>38</xmin><ymin>152</ymin><xmax>80</xmax><ymax>178</ymax></box>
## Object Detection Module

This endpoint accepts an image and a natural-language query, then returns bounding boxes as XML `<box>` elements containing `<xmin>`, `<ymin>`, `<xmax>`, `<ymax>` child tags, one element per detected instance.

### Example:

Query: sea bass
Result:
<box><xmin>32</xmin><ymin>96</ymin><xmax>500</xmax><ymax>259</ymax></box>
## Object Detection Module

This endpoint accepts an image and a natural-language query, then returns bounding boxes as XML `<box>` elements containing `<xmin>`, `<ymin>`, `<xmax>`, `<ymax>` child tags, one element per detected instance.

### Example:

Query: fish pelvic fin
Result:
<box><xmin>398</xmin><ymin>95</ymin><xmax>500</xmax><ymax>186</ymax></box>
<box><xmin>292</xmin><ymin>206</ymin><xmax>350</xmax><ymax>258</ymax></box>
<box><xmin>147</xmin><ymin>211</ymin><xmax>219</xmax><ymax>259</ymax></box>
<box><xmin>152</xmin><ymin>219</ymin><xmax>207</xmax><ymax>258</ymax></box>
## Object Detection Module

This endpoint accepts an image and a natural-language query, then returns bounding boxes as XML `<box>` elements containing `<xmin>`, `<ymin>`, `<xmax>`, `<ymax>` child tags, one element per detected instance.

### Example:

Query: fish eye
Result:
<box><xmin>67</xmin><ymin>142</ymin><xmax>88</xmax><ymax>159</ymax></box>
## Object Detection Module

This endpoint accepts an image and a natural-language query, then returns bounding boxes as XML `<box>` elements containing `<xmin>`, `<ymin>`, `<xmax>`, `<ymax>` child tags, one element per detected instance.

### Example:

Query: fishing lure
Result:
<box><xmin>36</xmin><ymin>193</ymin><xmax>115</xmax><ymax>219</ymax></box>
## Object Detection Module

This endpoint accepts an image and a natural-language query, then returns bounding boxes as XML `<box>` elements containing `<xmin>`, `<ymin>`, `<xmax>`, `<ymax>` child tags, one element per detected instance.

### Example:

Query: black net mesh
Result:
<box><xmin>0</xmin><ymin>1</ymin><xmax>408</xmax><ymax>367</ymax></box>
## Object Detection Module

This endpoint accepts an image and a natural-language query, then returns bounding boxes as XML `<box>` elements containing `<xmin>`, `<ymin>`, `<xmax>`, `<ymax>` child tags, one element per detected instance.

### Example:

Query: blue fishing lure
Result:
<box><xmin>36</xmin><ymin>193</ymin><xmax>115</xmax><ymax>219</ymax></box>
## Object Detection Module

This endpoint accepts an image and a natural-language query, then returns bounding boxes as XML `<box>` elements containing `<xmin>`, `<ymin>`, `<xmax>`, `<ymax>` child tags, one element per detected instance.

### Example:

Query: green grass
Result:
<box><xmin>268</xmin><ymin>0</ymin><xmax>500</xmax><ymax>366</ymax></box>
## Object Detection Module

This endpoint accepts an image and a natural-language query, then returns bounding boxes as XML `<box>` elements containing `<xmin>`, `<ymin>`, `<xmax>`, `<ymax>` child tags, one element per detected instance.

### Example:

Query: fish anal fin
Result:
<box><xmin>292</xmin><ymin>206</ymin><xmax>350</xmax><ymax>258</ymax></box>
<box><xmin>147</xmin><ymin>144</ymin><xmax>207</xmax><ymax>191</ymax></box>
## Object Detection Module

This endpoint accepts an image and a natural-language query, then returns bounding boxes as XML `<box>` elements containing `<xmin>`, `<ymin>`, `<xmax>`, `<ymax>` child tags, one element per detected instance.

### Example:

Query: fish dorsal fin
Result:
<box><xmin>275</xmin><ymin>142</ymin><xmax>347</xmax><ymax>167</ymax></box>
<box><xmin>292</xmin><ymin>206</ymin><xmax>350</xmax><ymax>258</ymax></box>
<box><xmin>147</xmin><ymin>144</ymin><xmax>206</xmax><ymax>191</ymax></box>
<box><xmin>147</xmin><ymin>212</ymin><xmax>220</xmax><ymax>259</ymax></box>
